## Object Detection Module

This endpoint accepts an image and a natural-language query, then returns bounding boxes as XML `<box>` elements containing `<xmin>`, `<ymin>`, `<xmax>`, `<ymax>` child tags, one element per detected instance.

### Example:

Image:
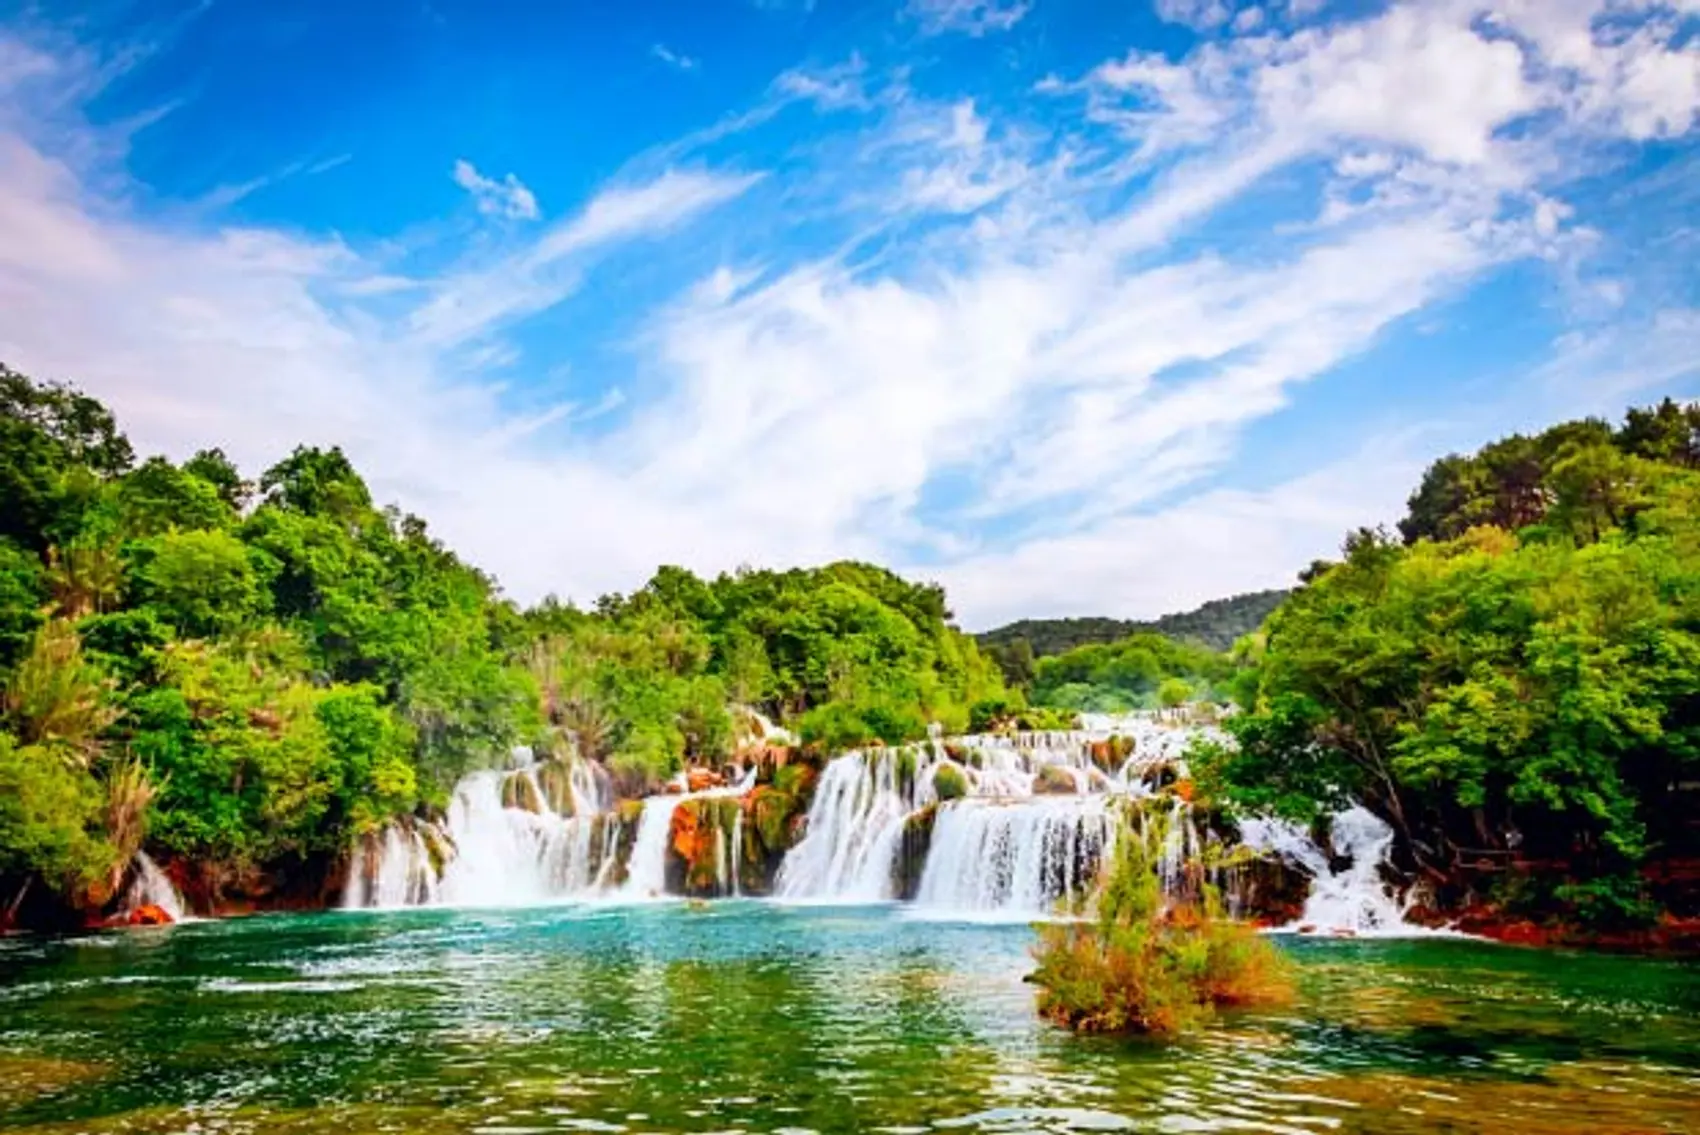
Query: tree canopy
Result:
<box><xmin>1202</xmin><ymin>401</ymin><xmax>1700</xmax><ymax>928</ymax></box>
<box><xmin>0</xmin><ymin>363</ymin><xmax>1007</xmax><ymax>920</ymax></box>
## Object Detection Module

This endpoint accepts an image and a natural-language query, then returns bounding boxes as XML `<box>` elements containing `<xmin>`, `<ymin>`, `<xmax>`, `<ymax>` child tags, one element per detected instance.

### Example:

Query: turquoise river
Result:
<box><xmin>2</xmin><ymin>904</ymin><xmax>1698</xmax><ymax>1134</ymax></box>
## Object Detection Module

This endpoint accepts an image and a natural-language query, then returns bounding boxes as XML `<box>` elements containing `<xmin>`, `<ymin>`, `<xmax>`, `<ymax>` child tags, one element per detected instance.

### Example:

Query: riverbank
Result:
<box><xmin>13</xmin><ymin>721</ymin><xmax>1697</xmax><ymax>960</ymax></box>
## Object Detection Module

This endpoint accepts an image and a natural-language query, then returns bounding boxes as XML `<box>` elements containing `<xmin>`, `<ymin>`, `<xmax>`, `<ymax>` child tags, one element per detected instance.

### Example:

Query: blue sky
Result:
<box><xmin>0</xmin><ymin>0</ymin><xmax>1696</xmax><ymax>628</ymax></box>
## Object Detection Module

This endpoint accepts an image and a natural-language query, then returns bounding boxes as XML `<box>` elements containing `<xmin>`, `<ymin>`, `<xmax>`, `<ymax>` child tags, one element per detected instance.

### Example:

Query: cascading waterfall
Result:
<box><xmin>123</xmin><ymin>851</ymin><xmax>187</xmax><ymax>922</ymax></box>
<box><xmin>1238</xmin><ymin>805</ymin><xmax>1423</xmax><ymax>935</ymax></box>
<box><xmin>336</xmin><ymin>713</ymin><xmax>1436</xmax><ymax>930</ymax></box>
<box><xmin>343</xmin><ymin>824</ymin><xmax>440</xmax><ymax>909</ymax></box>
<box><xmin>729</xmin><ymin>806</ymin><xmax>744</xmax><ymax>898</ymax></box>
<box><xmin>779</xmin><ymin>717</ymin><xmax>1215</xmax><ymax>915</ymax></box>
<box><xmin>622</xmin><ymin>766</ymin><xmax>758</xmax><ymax>899</ymax></box>
<box><xmin>344</xmin><ymin>750</ymin><xmax>619</xmax><ymax>910</ymax></box>
<box><xmin>776</xmin><ymin>747</ymin><xmax>942</xmax><ymax>901</ymax></box>
<box><xmin>621</xmin><ymin>795</ymin><xmax>684</xmax><ymax>899</ymax></box>
<box><xmin>914</xmin><ymin>797</ymin><xmax>1117</xmax><ymax>917</ymax></box>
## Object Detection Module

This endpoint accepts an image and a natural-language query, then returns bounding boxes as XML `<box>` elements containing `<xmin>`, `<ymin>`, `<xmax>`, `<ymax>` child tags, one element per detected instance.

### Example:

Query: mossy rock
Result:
<box><xmin>420</xmin><ymin>825</ymin><xmax>453</xmax><ymax>879</ymax></box>
<box><xmin>750</xmin><ymin>787</ymin><xmax>800</xmax><ymax>855</ymax></box>
<box><xmin>934</xmin><ymin>762</ymin><xmax>969</xmax><ymax>801</ymax></box>
<box><xmin>533</xmin><ymin>759</ymin><xmax>577</xmax><ymax>817</ymax></box>
<box><xmin>1034</xmin><ymin>765</ymin><xmax>1080</xmax><ymax>795</ymax></box>
<box><xmin>501</xmin><ymin>772</ymin><xmax>544</xmax><ymax>814</ymax></box>
<box><xmin>897</xmin><ymin>804</ymin><xmax>939</xmax><ymax>900</ymax></box>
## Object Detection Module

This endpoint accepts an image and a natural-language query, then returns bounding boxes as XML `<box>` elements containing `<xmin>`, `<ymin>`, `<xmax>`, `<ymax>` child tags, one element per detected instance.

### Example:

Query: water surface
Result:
<box><xmin>2</xmin><ymin>904</ymin><xmax>1697</xmax><ymax>1133</ymax></box>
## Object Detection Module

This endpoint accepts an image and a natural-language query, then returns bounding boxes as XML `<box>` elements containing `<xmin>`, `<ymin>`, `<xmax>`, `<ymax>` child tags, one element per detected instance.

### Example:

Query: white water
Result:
<box><xmin>623</xmin><ymin>765</ymin><xmax>757</xmax><ymax>899</ymax></box>
<box><xmin>123</xmin><ymin>851</ymin><xmax>186</xmax><ymax>922</ymax></box>
<box><xmin>621</xmin><ymin>795</ymin><xmax>683</xmax><ymax>899</ymax></box>
<box><xmin>1238</xmin><ymin>805</ymin><xmax>1431</xmax><ymax>936</ymax></box>
<box><xmin>343</xmin><ymin>825</ymin><xmax>440</xmax><ymax>909</ymax></box>
<box><xmin>344</xmin><ymin>751</ymin><xmax>617</xmax><ymax>910</ymax></box>
<box><xmin>776</xmin><ymin>748</ymin><xmax>940</xmax><ymax>901</ymax></box>
<box><xmin>343</xmin><ymin>715</ymin><xmax>1430</xmax><ymax>928</ymax></box>
<box><xmin>914</xmin><ymin>796</ymin><xmax>1117</xmax><ymax>918</ymax></box>
<box><xmin>780</xmin><ymin>717</ymin><xmax>1212</xmax><ymax>915</ymax></box>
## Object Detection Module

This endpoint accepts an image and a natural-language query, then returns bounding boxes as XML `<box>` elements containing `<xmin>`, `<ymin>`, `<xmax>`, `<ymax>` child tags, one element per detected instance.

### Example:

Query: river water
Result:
<box><xmin>2</xmin><ymin>904</ymin><xmax>1697</xmax><ymax>1134</ymax></box>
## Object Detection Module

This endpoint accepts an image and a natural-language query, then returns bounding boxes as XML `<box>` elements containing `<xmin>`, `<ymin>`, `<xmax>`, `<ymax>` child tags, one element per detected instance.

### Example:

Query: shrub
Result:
<box><xmin>969</xmin><ymin>692</ymin><xmax>1025</xmax><ymax>733</ymax></box>
<box><xmin>1028</xmin><ymin>814</ymin><xmax>1293</xmax><ymax>1037</ymax></box>
<box><xmin>1554</xmin><ymin>876</ymin><xmax>1661</xmax><ymax>931</ymax></box>
<box><xmin>1033</xmin><ymin>765</ymin><xmax>1078</xmax><ymax>795</ymax></box>
<box><xmin>933</xmin><ymin>762</ymin><xmax>969</xmax><ymax>801</ymax></box>
<box><xmin>1015</xmin><ymin>707</ymin><xmax>1082</xmax><ymax>732</ymax></box>
<box><xmin>798</xmin><ymin>699</ymin><xmax>928</xmax><ymax>753</ymax></box>
<box><xmin>1156</xmin><ymin>677</ymin><xmax>1193</xmax><ymax>709</ymax></box>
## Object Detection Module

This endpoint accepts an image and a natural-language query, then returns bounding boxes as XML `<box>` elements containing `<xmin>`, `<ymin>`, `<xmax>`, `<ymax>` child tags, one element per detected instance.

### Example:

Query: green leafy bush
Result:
<box><xmin>1029</xmin><ymin>815</ymin><xmax>1293</xmax><ymax>1037</ymax></box>
<box><xmin>934</xmin><ymin>762</ymin><xmax>969</xmax><ymax>801</ymax></box>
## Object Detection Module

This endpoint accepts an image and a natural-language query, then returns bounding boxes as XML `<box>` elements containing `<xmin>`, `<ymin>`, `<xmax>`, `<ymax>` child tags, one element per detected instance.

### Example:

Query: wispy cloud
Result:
<box><xmin>773</xmin><ymin>54</ymin><xmax>869</xmax><ymax>110</ymax></box>
<box><xmin>0</xmin><ymin>3</ymin><xmax>1695</xmax><ymax>627</ymax></box>
<box><xmin>452</xmin><ymin>158</ymin><xmax>541</xmax><ymax>221</ymax></box>
<box><xmin>906</xmin><ymin>0</ymin><xmax>1030</xmax><ymax>37</ymax></box>
<box><xmin>410</xmin><ymin>168</ymin><xmax>762</xmax><ymax>347</ymax></box>
<box><xmin>651</xmin><ymin>43</ymin><xmax>698</xmax><ymax>72</ymax></box>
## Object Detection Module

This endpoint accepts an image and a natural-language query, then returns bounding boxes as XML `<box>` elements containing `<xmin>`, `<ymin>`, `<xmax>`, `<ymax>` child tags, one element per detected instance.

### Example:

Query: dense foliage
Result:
<box><xmin>0</xmin><ymin>364</ymin><xmax>1004</xmax><ymax>920</ymax></box>
<box><xmin>1202</xmin><ymin>401</ymin><xmax>1700</xmax><ymax>927</ymax></box>
<box><xmin>1025</xmin><ymin>632</ymin><xmax>1231</xmax><ymax>713</ymax></box>
<box><xmin>979</xmin><ymin>590</ymin><xmax>1287</xmax><ymax>683</ymax></box>
<box><xmin>1030</xmin><ymin>812</ymin><xmax>1293</xmax><ymax>1036</ymax></box>
<box><xmin>526</xmin><ymin>562</ymin><xmax>1004</xmax><ymax>791</ymax></box>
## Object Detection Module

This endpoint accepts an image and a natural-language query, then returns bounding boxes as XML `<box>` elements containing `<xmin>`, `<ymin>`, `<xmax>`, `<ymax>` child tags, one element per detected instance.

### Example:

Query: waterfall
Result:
<box><xmin>1238</xmin><ymin>805</ymin><xmax>1423</xmax><ymax>936</ymax></box>
<box><xmin>776</xmin><ymin>748</ymin><xmax>939</xmax><ymax>902</ymax></box>
<box><xmin>344</xmin><ymin>753</ymin><xmax>617</xmax><ymax>910</ymax></box>
<box><xmin>777</xmin><ymin>719</ymin><xmax>1213</xmax><ymax>912</ymax></box>
<box><xmin>343</xmin><ymin>825</ymin><xmax>439</xmax><ymax>909</ymax></box>
<box><xmin>730</xmin><ymin>805</ymin><xmax>744</xmax><ymax>898</ymax></box>
<box><xmin>123</xmin><ymin>852</ymin><xmax>186</xmax><ymax>922</ymax></box>
<box><xmin>621</xmin><ymin>795</ymin><xmax>684</xmax><ymax>899</ymax></box>
<box><xmin>913</xmin><ymin>797</ymin><xmax>1116</xmax><ymax>917</ymax></box>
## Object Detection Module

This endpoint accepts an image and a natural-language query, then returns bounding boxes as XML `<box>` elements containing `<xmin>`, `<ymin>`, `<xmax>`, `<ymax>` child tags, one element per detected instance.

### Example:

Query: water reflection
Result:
<box><xmin>1</xmin><ymin>903</ymin><xmax>1697</xmax><ymax>1133</ymax></box>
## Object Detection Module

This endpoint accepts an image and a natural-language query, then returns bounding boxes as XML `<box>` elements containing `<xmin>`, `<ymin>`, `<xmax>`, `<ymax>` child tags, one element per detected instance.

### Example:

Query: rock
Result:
<box><xmin>1033</xmin><ymin>765</ymin><xmax>1079</xmax><ymax>795</ymax></box>
<box><xmin>533</xmin><ymin>759</ymin><xmax>577</xmax><ymax>816</ymax></box>
<box><xmin>500</xmin><ymin>772</ymin><xmax>544</xmax><ymax>814</ymax></box>
<box><xmin>686</xmin><ymin>767</ymin><xmax>725</xmax><ymax>793</ymax></box>
<box><xmin>125</xmin><ymin>904</ymin><xmax>174</xmax><ymax>927</ymax></box>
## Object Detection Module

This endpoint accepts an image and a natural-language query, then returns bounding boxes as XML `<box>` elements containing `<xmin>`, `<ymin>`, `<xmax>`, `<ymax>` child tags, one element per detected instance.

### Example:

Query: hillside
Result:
<box><xmin>977</xmin><ymin>589</ymin><xmax>1289</xmax><ymax>657</ymax></box>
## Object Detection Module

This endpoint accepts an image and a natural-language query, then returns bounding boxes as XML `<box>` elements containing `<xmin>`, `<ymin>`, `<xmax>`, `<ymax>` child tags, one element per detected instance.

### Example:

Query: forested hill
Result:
<box><xmin>0</xmin><ymin>362</ymin><xmax>1005</xmax><ymax>929</ymax></box>
<box><xmin>978</xmin><ymin>590</ymin><xmax>1290</xmax><ymax>657</ymax></box>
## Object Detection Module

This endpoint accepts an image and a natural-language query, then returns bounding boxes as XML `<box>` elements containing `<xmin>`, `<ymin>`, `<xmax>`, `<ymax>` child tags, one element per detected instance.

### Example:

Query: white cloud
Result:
<box><xmin>0</xmin><ymin>4</ymin><xmax>1695</xmax><ymax>628</ymax></box>
<box><xmin>895</xmin><ymin>100</ymin><xmax>1031</xmax><ymax>214</ymax></box>
<box><xmin>1533</xmin><ymin>308</ymin><xmax>1700</xmax><ymax>408</ymax></box>
<box><xmin>774</xmin><ymin>55</ymin><xmax>869</xmax><ymax>109</ymax></box>
<box><xmin>1155</xmin><ymin>0</ymin><xmax>1235</xmax><ymax>31</ymax></box>
<box><xmin>937</xmin><ymin>443</ymin><xmax>1424</xmax><ymax>628</ymax></box>
<box><xmin>906</xmin><ymin>0</ymin><xmax>1030</xmax><ymax>37</ymax></box>
<box><xmin>411</xmin><ymin>168</ymin><xmax>762</xmax><ymax>347</ymax></box>
<box><xmin>651</xmin><ymin>43</ymin><xmax>698</xmax><ymax>72</ymax></box>
<box><xmin>452</xmin><ymin>158</ymin><xmax>541</xmax><ymax>220</ymax></box>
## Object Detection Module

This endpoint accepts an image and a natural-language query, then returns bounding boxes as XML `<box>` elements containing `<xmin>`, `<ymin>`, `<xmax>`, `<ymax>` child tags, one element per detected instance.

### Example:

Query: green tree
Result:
<box><xmin>127</xmin><ymin>529</ymin><xmax>264</xmax><ymax>638</ymax></box>
<box><xmin>0</xmin><ymin>732</ymin><xmax>115</xmax><ymax>906</ymax></box>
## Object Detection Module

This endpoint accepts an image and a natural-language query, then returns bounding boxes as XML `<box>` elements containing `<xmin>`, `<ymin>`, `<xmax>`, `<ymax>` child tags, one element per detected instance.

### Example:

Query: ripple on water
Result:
<box><xmin>0</xmin><ymin>907</ymin><xmax>1697</xmax><ymax>1134</ymax></box>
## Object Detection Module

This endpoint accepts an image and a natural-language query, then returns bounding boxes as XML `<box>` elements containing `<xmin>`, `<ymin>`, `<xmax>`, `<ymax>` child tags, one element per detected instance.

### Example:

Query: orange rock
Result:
<box><xmin>685</xmin><ymin>768</ymin><xmax>725</xmax><ymax>793</ymax></box>
<box><xmin>126</xmin><ymin>904</ymin><xmax>174</xmax><ymax>926</ymax></box>
<box><xmin>669</xmin><ymin>804</ymin><xmax>712</xmax><ymax>867</ymax></box>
